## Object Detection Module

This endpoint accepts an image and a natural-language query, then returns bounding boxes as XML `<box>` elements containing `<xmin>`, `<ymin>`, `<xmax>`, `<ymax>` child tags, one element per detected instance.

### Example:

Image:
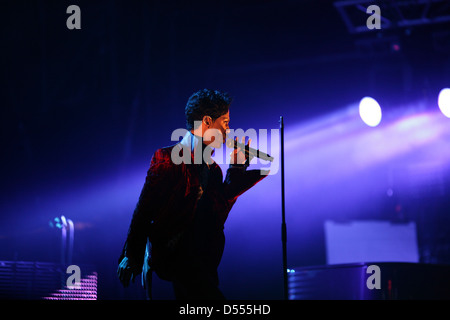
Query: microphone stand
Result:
<box><xmin>280</xmin><ymin>116</ymin><xmax>288</xmax><ymax>300</ymax></box>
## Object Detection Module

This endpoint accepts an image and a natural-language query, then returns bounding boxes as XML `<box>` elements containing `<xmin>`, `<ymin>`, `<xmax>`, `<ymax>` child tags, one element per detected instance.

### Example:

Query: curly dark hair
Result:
<box><xmin>185</xmin><ymin>89</ymin><xmax>232</xmax><ymax>130</ymax></box>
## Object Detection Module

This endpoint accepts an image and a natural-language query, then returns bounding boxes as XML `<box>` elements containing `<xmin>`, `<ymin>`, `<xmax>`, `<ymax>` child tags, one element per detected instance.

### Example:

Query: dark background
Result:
<box><xmin>1</xmin><ymin>0</ymin><xmax>450</xmax><ymax>300</ymax></box>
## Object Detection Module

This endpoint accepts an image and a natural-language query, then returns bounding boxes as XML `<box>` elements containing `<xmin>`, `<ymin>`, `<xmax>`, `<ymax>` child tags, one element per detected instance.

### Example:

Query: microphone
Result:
<box><xmin>226</xmin><ymin>138</ymin><xmax>274</xmax><ymax>162</ymax></box>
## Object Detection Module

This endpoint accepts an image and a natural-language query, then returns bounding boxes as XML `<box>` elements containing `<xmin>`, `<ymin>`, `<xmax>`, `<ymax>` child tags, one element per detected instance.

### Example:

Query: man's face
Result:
<box><xmin>204</xmin><ymin>111</ymin><xmax>230</xmax><ymax>148</ymax></box>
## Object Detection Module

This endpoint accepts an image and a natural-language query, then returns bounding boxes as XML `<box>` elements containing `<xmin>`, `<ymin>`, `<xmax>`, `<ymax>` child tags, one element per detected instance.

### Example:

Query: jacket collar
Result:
<box><xmin>179</xmin><ymin>131</ymin><xmax>215</xmax><ymax>165</ymax></box>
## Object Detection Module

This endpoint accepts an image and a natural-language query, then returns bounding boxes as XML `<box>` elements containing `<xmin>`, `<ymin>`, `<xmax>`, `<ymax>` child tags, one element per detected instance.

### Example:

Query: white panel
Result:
<box><xmin>324</xmin><ymin>220</ymin><xmax>419</xmax><ymax>264</ymax></box>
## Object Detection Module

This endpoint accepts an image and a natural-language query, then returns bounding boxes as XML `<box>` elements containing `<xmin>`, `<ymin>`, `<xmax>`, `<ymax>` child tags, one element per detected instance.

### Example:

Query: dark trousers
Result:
<box><xmin>171</xmin><ymin>267</ymin><xmax>226</xmax><ymax>300</ymax></box>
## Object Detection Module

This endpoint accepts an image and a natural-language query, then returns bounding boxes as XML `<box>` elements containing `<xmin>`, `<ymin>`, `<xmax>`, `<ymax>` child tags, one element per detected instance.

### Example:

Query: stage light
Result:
<box><xmin>49</xmin><ymin>215</ymin><xmax>75</xmax><ymax>265</ymax></box>
<box><xmin>359</xmin><ymin>97</ymin><xmax>382</xmax><ymax>127</ymax></box>
<box><xmin>49</xmin><ymin>217</ymin><xmax>63</xmax><ymax>229</ymax></box>
<box><xmin>438</xmin><ymin>88</ymin><xmax>450</xmax><ymax>118</ymax></box>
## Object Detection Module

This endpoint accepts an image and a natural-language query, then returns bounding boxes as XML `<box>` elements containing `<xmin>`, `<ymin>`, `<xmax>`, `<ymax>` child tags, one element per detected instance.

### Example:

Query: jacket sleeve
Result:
<box><xmin>216</xmin><ymin>164</ymin><xmax>269</xmax><ymax>225</ymax></box>
<box><xmin>223</xmin><ymin>164</ymin><xmax>269</xmax><ymax>201</ymax></box>
<box><xmin>118</xmin><ymin>148</ymin><xmax>176</xmax><ymax>273</ymax></box>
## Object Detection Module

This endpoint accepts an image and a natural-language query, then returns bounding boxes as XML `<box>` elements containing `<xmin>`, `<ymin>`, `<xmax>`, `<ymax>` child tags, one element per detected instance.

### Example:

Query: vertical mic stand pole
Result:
<box><xmin>279</xmin><ymin>116</ymin><xmax>288</xmax><ymax>300</ymax></box>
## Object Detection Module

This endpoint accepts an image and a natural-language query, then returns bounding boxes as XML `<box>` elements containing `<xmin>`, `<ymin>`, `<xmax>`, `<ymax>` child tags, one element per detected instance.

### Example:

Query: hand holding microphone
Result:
<box><xmin>227</xmin><ymin>136</ymin><xmax>274</xmax><ymax>165</ymax></box>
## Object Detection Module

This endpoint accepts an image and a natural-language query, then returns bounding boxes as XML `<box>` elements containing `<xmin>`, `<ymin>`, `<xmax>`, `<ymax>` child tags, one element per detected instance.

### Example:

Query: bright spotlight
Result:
<box><xmin>438</xmin><ymin>88</ymin><xmax>450</xmax><ymax>118</ymax></box>
<box><xmin>359</xmin><ymin>97</ymin><xmax>382</xmax><ymax>127</ymax></box>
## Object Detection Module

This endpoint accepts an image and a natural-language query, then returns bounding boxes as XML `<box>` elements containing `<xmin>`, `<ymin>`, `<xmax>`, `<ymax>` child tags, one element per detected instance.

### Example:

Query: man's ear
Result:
<box><xmin>203</xmin><ymin>115</ymin><xmax>212</xmax><ymax>127</ymax></box>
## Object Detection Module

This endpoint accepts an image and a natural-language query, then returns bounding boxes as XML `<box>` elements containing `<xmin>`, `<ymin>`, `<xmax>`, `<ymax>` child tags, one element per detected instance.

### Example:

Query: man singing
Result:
<box><xmin>117</xmin><ymin>89</ymin><xmax>269</xmax><ymax>299</ymax></box>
